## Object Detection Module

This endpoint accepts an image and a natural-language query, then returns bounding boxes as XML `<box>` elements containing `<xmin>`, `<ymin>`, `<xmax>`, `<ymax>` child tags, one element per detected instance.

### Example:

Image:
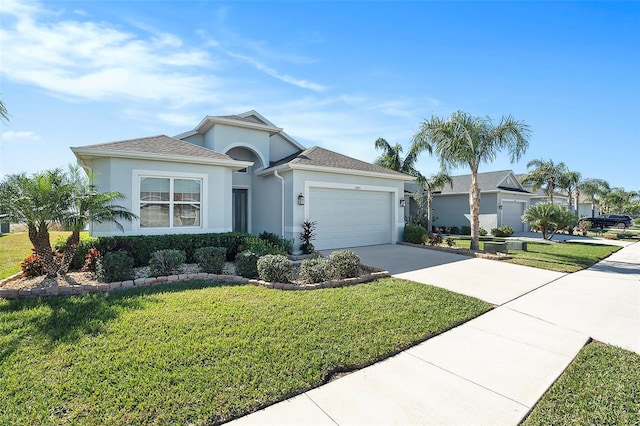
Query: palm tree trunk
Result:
<box><xmin>28</xmin><ymin>224</ymin><xmax>59</xmax><ymax>278</ymax></box>
<box><xmin>575</xmin><ymin>190</ymin><xmax>580</xmax><ymax>221</ymax></box>
<box><xmin>469</xmin><ymin>169</ymin><xmax>481</xmax><ymax>251</ymax></box>
<box><xmin>58</xmin><ymin>230</ymin><xmax>80</xmax><ymax>275</ymax></box>
<box><xmin>427</xmin><ymin>191</ymin><xmax>433</xmax><ymax>235</ymax></box>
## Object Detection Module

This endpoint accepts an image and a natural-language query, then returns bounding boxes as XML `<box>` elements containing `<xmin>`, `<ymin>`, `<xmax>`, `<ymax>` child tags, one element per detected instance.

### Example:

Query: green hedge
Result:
<box><xmin>91</xmin><ymin>232</ymin><xmax>253</xmax><ymax>267</ymax></box>
<box><xmin>404</xmin><ymin>225</ymin><xmax>427</xmax><ymax>244</ymax></box>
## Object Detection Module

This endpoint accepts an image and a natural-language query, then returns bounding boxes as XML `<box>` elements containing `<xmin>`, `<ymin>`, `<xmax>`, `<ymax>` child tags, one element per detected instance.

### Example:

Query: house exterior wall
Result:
<box><xmin>88</xmin><ymin>157</ymin><xmax>233</xmax><ymax>236</ymax></box>
<box><xmin>286</xmin><ymin>169</ymin><xmax>405</xmax><ymax>248</ymax></box>
<box><xmin>433</xmin><ymin>193</ymin><xmax>498</xmax><ymax>231</ymax></box>
<box><xmin>252</xmin><ymin>173</ymin><xmax>283</xmax><ymax>236</ymax></box>
<box><xmin>269</xmin><ymin>133</ymin><xmax>301</xmax><ymax>163</ymax></box>
<box><xmin>181</xmin><ymin>133</ymin><xmax>204</xmax><ymax>146</ymax></box>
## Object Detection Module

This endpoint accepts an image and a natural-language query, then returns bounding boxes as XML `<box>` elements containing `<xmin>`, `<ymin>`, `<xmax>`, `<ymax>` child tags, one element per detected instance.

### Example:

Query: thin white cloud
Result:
<box><xmin>225</xmin><ymin>51</ymin><xmax>325</xmax><ymax>92</ymax></box>
<box><xmin>0</xmin><ymin>0</ymin><xmax>217</xmax><ymax>106</ymax></box>
<box><xmin>1</xmin><ymin>130</ymin><xmax>41</xmax><ymax>143</ymax></box>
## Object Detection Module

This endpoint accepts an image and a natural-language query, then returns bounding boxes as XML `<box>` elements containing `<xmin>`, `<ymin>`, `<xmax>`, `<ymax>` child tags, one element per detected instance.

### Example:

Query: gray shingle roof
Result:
<box><xmin>436</xmin><ymin>170</ymin><xmax>528</xmax><ymax>194</ymax></box>
<box><xmin>74</xmin><ymin>135</ymin><xmax>232</xmax><ymax>160</ymax></box>
<box><xmin>270</xmin><ymin>146</ymin><xmax>411</xmax><ymax>178</ymax></box>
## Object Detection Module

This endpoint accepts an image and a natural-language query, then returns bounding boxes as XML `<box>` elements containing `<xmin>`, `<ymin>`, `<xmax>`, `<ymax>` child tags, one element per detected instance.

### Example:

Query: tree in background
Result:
<box><xmin>422</xmin><ymin>171</ymin><xmax>453</xmax><ymax>233</ymax></box>
<box><xmin>521</xmin><ymin>159</ymin><xmax>567</xmax><ymax>203</ymax></box>
<box><xmin>411</xmin><ymin>111</ymin><xmax>530</xmax><ymax>250</ymax></box>
<box><xmin>0</xmin><ymin>99</ymin><xmax>8</xmax><ymax>123</ymax></box>
<box><xmin>374</xmin><ymin>137</ymin><xmax>424</xmax><ymax>180</ymax></box>
<box><xmin>558</xmin><ymin>169</ymin><xmax>582</xmax><ymax>219</ymax></box>
<box><xmin>601</xmin><ymin>188</ymin><xmax>639</xmax><ymax>215</ymax></box>
<box><xmin>579</xmin><ymin>178</ymin><xmax>610</xmax><ymax>217</ymax></box>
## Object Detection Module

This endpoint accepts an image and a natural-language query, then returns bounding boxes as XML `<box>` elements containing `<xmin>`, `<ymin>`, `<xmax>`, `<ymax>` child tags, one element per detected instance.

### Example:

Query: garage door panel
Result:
<box><xmin>309</xmin><ymin>188</ymin><xmax>392</xmax><ymax>250</ymax></box>
<box><xmin>502</xmin><ymin>201</ymin><xmax>525</xmax><ymax>232</ymax></box>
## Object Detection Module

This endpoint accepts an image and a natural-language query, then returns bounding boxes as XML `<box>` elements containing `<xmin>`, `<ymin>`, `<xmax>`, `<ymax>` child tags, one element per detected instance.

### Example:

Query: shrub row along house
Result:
<box><xmin>71</xmin><ymin>111</ymin><xmax>414</xmax><ymax>251</ymax></box>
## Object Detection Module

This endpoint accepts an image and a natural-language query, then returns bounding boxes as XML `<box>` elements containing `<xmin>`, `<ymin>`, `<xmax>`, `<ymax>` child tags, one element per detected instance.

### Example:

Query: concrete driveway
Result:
<box><xmin>341</xmin><ymin>244</ymin><xmax>565</xmax><ymax>305</ymax></box>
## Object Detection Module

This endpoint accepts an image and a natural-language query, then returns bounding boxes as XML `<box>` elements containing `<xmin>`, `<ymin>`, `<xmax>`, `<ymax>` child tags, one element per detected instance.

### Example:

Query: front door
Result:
<box><xmin>232</xmin><ymin>189</ymin><xmax>248</xmax><ymax>232</ymax></box>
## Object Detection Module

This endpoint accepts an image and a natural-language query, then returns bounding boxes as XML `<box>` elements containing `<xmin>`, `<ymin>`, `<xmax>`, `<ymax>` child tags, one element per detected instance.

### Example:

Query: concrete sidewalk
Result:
<box><xmin>229</xmin><ymin>243</ymin><xmax>639</xmax><ymax>425</ymax></box>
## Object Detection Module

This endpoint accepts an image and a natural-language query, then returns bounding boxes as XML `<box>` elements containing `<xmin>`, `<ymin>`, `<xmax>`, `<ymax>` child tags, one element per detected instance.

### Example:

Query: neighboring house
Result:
<box><xmin>428</xmin><ymin>170</ymin><xmax>534</xmax><ymax>232</ymax></box>
<box><xmin>71</xmin><ymin>111</ymin><xmax>414</xmax><ymax>251</ymax></box>
<box><xmin>515</xmin><ymin>174</ymin><xmax>569</xmax><ymax>208</ymax></box>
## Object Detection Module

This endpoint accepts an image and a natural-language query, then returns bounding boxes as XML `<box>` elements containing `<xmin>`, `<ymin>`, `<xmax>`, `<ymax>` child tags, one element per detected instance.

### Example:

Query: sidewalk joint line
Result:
<box><xmin>304</xmin><ymin>393</ymin><xmax>340</xmax><ymax>425</ymax></box>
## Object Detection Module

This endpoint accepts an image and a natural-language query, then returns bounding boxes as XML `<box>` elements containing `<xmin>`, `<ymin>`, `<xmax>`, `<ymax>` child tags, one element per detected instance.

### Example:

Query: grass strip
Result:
<box><xmin>523</xmin><ymin>342</ymin><xmax>640</xmax><ymax>425</ymax></box>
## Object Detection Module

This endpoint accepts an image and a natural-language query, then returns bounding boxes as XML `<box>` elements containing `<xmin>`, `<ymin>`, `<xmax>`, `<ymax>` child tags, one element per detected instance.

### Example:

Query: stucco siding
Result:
<box><xmin>89</xmin><ymin>158</ymin><xmax>232</xmax><ymax>236</ymax></box>
<box><xmin>252</xmin><ymin>174</ymin><xmax>283</xmax><ymax>236</ymax></box>
<box><xmin>433</xmin><ymin>193</ymin><xmax>498</xmax><ymax>231</ymax></box>
<box><xmin>205</xmin><ymin>125</ymin><xmax>270</xmax><ymax>169</ymax></box>
<box><xmin>269</xmin><ymin>133</ymin><xmax>301</xmax><ymax>163</ymax></box>
<box><xmin>181</xmin><ymin>133</ymin><xmax>204</xmax><ymax>146</ymax></box>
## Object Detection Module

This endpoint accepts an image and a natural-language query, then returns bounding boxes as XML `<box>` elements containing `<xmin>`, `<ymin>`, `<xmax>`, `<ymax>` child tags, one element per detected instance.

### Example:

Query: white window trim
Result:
<box><xmin>132</xmin><ymin>169</ymin><xmax>208</xmax><ymax>232</ymax></box>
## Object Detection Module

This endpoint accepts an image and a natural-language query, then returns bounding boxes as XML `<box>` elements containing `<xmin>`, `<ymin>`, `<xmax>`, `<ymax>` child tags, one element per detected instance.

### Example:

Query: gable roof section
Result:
<box><xmin>260</xmin><ymin>146</ymin><xmax>414</xmax><ymax>181</ymax></box>
<box><xmin>435</xmin><ymin>170</ymin><xmax>530</xmax><ymax>195</ymax></box>
<box><xmin>71</xmin><ymin>135</ymin><xmax>252</xmax><ymax>169</ymax></box>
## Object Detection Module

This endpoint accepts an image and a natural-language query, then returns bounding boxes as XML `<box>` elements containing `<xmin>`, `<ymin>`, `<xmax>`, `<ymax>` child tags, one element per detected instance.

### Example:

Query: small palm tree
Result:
<box><xmin>521</xmin><ymin>159</ymin><xmax>567</xmax><ymax>203</ymax></box>
<box><xmin>58</xmin><ymin>165</ymin><xmax>137</xmax><ymax>274</ymax></box>
<box><xmin>412</xmin><ymin>111</ymin><xmax>530</xmax><ymax>250</ymax></box>
<box><xmin>522</xmin><ymin>202</ymin><xmax>575</xmax><ymax>240</ymax></box>
<box><xmin>0</xmin><ymin>98</ymin><xmax>8</xmax><ymax>123</ymax></box>
<box><xmin>0</xmin><ymin>169</ymin><xmax>72</xmax><ymax>277</ymax></box>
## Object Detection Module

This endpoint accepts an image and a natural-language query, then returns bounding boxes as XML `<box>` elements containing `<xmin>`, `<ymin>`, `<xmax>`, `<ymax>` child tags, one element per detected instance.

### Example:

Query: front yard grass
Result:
<box><xmin>0</xmin><ymin>231</ymin><xmax>89</xmax><ymax>280</ymax></box>
<box><xmin>0</xmin><ymin>278</ymin><xmax>491</xmax><ymax>425</ymax></box>
<box><xmin>523</xmin><ymin>342</ymin><xmax>640</xmax><ymax>425</ymax></box>
<box><xmin>448</xmin><ymin>237</ymin><xmax>620</xmax><ymax>272</ymax></box>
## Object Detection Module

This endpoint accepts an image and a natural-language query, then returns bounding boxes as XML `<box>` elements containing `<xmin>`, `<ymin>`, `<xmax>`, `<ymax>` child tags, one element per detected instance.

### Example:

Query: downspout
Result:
<box><xmin>274</xmin><ymin>170</ymin><xmax>285</xmax><ymax>238</ymax></box>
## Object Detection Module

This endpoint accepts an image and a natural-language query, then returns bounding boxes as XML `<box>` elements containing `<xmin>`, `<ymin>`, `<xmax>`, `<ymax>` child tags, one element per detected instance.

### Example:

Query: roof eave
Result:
<box><xmin>70</xmin><ymin>147</ymin><xmax>254</xmax><ymax>170</ymax></box>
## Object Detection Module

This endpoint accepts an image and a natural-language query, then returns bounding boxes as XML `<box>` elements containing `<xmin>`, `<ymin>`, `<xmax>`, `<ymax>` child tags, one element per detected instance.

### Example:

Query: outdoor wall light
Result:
<box><xmin>298</xmin><ymin>193</ymin><xmax>305</xmax><ymax>205</ymax></box>
<box><xmin>499</xmin><ymin>205</ymin><xmax>503</xmax><ymax>209</ymax></box>
<box><xmin>400</xmin><ymin>199</ymin><xmax>406</xmax><ymax>207</ymax></box>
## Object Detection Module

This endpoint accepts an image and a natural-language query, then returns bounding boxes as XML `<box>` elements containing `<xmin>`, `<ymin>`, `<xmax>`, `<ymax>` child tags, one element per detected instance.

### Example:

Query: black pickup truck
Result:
<box><xmin>583</xmin><ymin>214</ymin><xmax>632</xmax><ymax>229</ymax></box>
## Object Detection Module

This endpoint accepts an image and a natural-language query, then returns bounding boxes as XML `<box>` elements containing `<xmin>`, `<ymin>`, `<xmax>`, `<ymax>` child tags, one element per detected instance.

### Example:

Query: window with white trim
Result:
<box><xmin>139</xmin><ymin>177</ymin><xmax>202</xmax><ymax>228</ymax></box>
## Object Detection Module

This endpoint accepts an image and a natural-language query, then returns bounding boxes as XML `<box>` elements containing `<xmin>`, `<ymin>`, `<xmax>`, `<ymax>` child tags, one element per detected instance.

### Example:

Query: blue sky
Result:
<box><xmin>1</xmin><ymin>0</ymin><xmax>638</xmax><ymax>190</ymax></box>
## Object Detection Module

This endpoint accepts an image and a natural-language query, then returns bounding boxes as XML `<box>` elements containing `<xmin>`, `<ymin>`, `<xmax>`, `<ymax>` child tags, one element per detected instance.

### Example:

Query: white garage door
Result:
<box><xmin>308</xmin><ymin>187</ymin><xmax>393</xmax><ymax>250</ymax></box>
<box><xmin>502</xmin><ymin>201</ymin><xmax>525</xmax><ymax>232</ymax></box>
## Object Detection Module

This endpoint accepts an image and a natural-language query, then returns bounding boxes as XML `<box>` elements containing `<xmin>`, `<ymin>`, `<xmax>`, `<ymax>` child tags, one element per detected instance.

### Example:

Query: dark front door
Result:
<box><xmin>232</xmin><ymin>189</ymin><xmax>248</xmax><ymax>232</ymax></box>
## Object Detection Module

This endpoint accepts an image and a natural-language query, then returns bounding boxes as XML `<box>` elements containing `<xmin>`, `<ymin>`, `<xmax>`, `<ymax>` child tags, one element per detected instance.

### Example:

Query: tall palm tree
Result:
<box><xmin>579</xmin><ymin>178</ymin><xmax>610</xmax><ymax>217</ymax></box>
<box><xmin>423</xmin><ymin>172</ymin><xmax>453</xmax><ymax>234</ymax></box>
<box><xmin>0</xmin><ymin>169</ymin><xmax>72</xmax><ymax>277</ymax></box>
<box><xmin>558</xmin><ymin>170</ymin><xmax>582</xmax><ymax>218</ymax></box>
<box><xmin>601</xmin><ymin>187</ymin><xmax>636</xmax><ymax>215</ymax></box>
<box><xmin>57</xmin><ymin>165</ymin><xmax>137</xmax><ymax>274</ymax></box>
<box><xmin>374</xmin><ymin>137</ymin><xmax>424</xmax><ymax>181</ymax></box>
<box><xmin>521</xmin><ymin>159</ymin><xmax>567</xmax><ymax>203</ymax></box>
<box><xmin>412</xmin><ymin>111</ymin><xmax>530</xmax><ymax>250</ymax></box>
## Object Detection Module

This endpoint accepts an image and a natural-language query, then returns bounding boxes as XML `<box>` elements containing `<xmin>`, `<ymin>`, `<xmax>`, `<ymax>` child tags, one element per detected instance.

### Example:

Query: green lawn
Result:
<box><xmin>0</xmin><ymin>231</ymin><xmax>87</xmax><ymax>279</ymax></box>
<box><xmin>523</xmin><ymin>342</ymin><xmax>640</xmax><ymax>425</ymax></box>
<box><xmin>448</xmin><ymin>237</ymin><xmax>620</xmax><ymax>272</ymax></box>
<box><xmin>0</xmin><ymin>278</ymin><xmax>491</xmax><ymax>425</ymax></box>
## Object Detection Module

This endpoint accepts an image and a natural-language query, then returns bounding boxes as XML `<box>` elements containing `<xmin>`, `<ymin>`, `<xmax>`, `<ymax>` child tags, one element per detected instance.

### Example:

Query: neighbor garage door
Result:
<box><xmin>308</xmin><ymin>187</ymin><xmax>392</xmax><ymax>250</ymax></box>
<box><xmin>502</xmin><ymin>201</ymin><xmax>525</xmax><ymax>232</ymax></box>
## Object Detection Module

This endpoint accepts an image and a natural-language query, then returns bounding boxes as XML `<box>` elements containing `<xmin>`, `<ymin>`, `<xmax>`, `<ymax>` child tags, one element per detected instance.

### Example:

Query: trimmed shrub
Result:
<box><xmin>194</xmin><ymin>246</ymin><xmax>226</xmax><ymax>274</ymax></box>
<box><xmin>404</xmin><ymin>225</ymin><xmax>427</xmax><ymax>244</ymax></box>
<box><xmin>259</xmin><ymin>231</ymin><xmax>294</xmax><ymax>255</ymax></box>
<box><xmin>298</xmin><ymin>257</ymin><xmax>330</xmax><ymax>284</ymax></box>
<box><xmin>96</xmin><ymin>250</ymin><xmax>134</xmax><ymax>283</ymax></box>
<box><xmin>257</xmin><ymin>255</ymin><xmax>292</xmax><ymax>283</ymax></box>
<box><xmin>491</xmin><ymin>225</ymin><xmax>515</xmax><ymax>237</ymax></box>
<box><xmin>603</xmin><ymin>232</ymin><xmax>618</xmax><ymax>240</ymax></box>
<box><xmin>446</xmin><ymin>237</ymin><xmax>456</xmax><ymax>248</ymax></box>
<box><xmin>448</xmin><ymin>226</ymin><xmax>460</xmax><ymax>235</ymax></box>
<box><xmin>235</xmin><ymin>250</ymin><xmax>259</xmax><ymax>278</ymax></box>
<box><xmin>149</xmin><ymin>249</ymin><xmax>186</xmax><ymax>277</ymax></box>
<box><xmin>479</xmin><ymin>227</ymin><xmax>488</xmax><ymax>236</ymax></box>
<box><xmin>53</xmin><ymin>235</ymin><xmax>98</xmax><ymax>271</ymax></box>
<box><xmin>616</xmin><ymin>231</ymin><xmax>635</xmax><ymax>239</ymax></box>
<box><xmin>328</xmin><ymin>250</ymin><xmax>360</xmax><ymax>279</ymax></box>
<box><xmin>246</xmin><ymin>235</ymin><xmax>287</xmax><ymax>256</ymax></box>
<box><xmin>461</xmin><ymin>225</ymin><xmax>471</xmax><ymax>235</ymax></box>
